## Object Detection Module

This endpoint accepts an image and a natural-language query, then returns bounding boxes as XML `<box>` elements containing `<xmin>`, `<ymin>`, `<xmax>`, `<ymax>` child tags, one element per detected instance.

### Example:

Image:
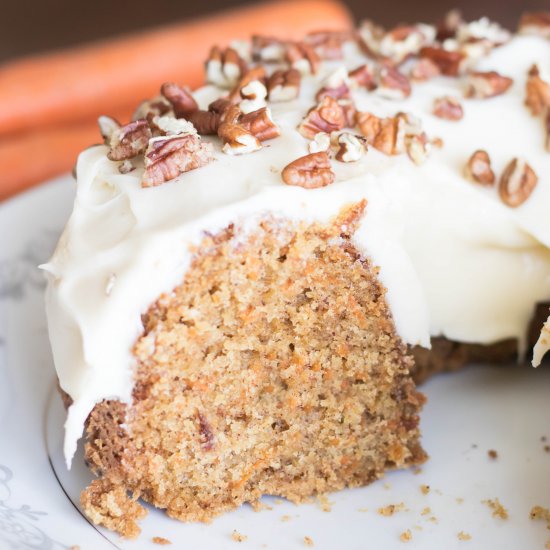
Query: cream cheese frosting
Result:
<box><xmin>44</xmin><ymin>32</ymin><xmax>550</xmax><ymax>466</ymax></box>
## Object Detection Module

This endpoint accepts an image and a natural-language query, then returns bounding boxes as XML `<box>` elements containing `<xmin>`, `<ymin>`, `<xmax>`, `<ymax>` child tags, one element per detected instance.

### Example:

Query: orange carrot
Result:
<box><xmin>0</xmin><ymin>0</ymin><xmax>352</xmax><ymax>138</ymax></box>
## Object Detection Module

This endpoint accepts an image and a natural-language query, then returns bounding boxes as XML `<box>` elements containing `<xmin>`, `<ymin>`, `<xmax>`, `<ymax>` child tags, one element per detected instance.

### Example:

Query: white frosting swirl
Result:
<box><xmin>44</xmin><ymin>35</ymin><xmax>550</xmax><ymax>466</ymax></box>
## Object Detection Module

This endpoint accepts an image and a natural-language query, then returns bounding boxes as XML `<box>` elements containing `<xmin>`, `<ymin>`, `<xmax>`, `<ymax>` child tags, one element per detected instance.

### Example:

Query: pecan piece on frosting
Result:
<box><xmin>298</xmin><ymin>96</ymin><xmax>346</xmax><ymax>139</ymax></box>
<box><xmin>308</xmin><ymin>132</ymin><xmax>331</xmax><ymax>153</ymax></box>
<box><xmin>218</xmin><ymin>105</ymin><xmax>262</xmax><ymax>155</ymax></box>
<box><xmin>499</xmin><ymin>158</ymin><xmax>538</xmax><ymax>207</ymax></box>
<box><xmin>304</xmin><ymin>30</ymin><xmax>352</xmax><ymax>60</ymax></box>
<box><xmin>376</xmin><ymin>65</ymin><xmax>411</xmax><ymax>99</ymax></box>
<box><xmin>335</xmin><ymin>132</ymin><xmax>367</xmax><ymax>162</ymax></box>
<box><xmin>107</xmin><ymin>120</ymin><xmax>152</xmax><ymax>161</ymax></box>
<box><xmin>355</xmin><ymin>111</ymin><xmax>382</xmax><ymax>144</ymax></box>
<box><xmin>251</xmin><ymin>35</ymin><xmax>287</xmax><ymax>62</ymax></box>
<box><xmin>160</xmin><ymin>82</ymin><xmax>199</xmax><ymax>118</ymax></box>
<box><xmin>405</xmin><ymin>133</ymin><xmax>430</xmax><ymax>165</ymax></box>
<box><xmin>132</xmin><ymin>97</ymin><xmax>173</xmax><ymax>122</ymax></box>
<box><xmin>409</xmin><ymin>57</ymin><xmax>441</xmax><ymax>81</ymax></box>
<box><xmin>267</xmin><ymin>69</ymin><xmax>301</xmax><ymax>102</ymax></box>
<box><xmin>141</xmin><ymin>134</ymin><xmax>214</xmax><ymax>187</ymax></box>
<box><xmin>433</xmin><ymin>96</ymin><xmax>464</xmax><ymax>120</ymax></box>
<box><xmin>205</xmin><ymin>46</ymin><xmax>247</xmax><ymax>88</ymax></box>
<box><xmin>240</xmin><ymin>107</ymin><xmax>280</xmax><ymax>141</ymax></box>
<box><xmin>281</xmin><ymin>151</ymin><xmax>335</xmax><ymax>188</ymax></box>
<box><xmin>228</xmin><ymin>66</ymin><xmax>267</xmax><ymax>103</ymax></box>
<box><xmin>97</xmin><ymin>115</ymin><xmax>121</xmax><ymax>142</ymax></box>
<box><xmin>518</xmin><ymin>12</ymin><xmax>550</xmax><ymax>38</ymax></box>
<box><xmin>348</xmin><ymin>64</ymin><xmax>377</xmax><ymax>90</ymax></box>
<box><xmin>186</xmin><ymin>110</ymin><xmax>221</xmax><ymax>135</ymax></box>
<box><xmin>464</xmin><ymin>150</ymin><xmax>495</xmax><ymax>185</ymax></box>
<box><xmin>315</xmin><ymin>66</ymin><xmax>351</xmax><ymax>102</ymax></box>
<box><xmin>239</xmin><ymin>80</ymin><xmax>268</xmax><ymax>114</ymax></box>
<box><xmin>525</xmin><ymin>64</ymin><xmax>550</xmax><ymax>116</ymax></box>
<box><xmin>465</xmin><ymin>71</ymin><xmax>513</xmax><ymax>99</ymax></box>
<box><xmin>419</xmin><ymin>46</ymin><xmax>466</xmax><ymax>76</ymax></box>
<box><xmin>285</xmin><ymin>42</ymin><xmax>319</xmax><ymax>75</ymax></box>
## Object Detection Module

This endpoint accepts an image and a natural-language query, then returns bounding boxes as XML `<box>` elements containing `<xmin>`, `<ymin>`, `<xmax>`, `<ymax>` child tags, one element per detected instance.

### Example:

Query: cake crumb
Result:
<box><xmin>152</xmin><ymin>537</ymin><xmax>172</xmax><ymax>545</ymax></box>
<box><xmin>399</xmin><ymin>530</ymin><xmax>412</xmax><ymax>542</ymax></box>
<box><xmin>251</xmin><ymin>500</ymin><xmax>272</xmax><ymax>512</ymax></box>
<box><xmin>482</xmin><ymin>498</ymin><xmax>509</xmax><ymax>520</ymax></box>
<box><xmin>457</xmin><ymin>531</ymin><xmax>472</xmax><ymax>541</ymax></box>
<box><xmin>420</xmin><ymin>484</ymin><xmax>430</xmax><ymax>495</ymax></box>
<box><xmin>304</xmin><ymin>536</ymin><xmax>314</xmax><ymax>547</ymax></box>
<box><xmin>544</xmin><ymin>445</ymin><xmax>550</xmax><ymax>453</ymax></box>
<box><xmin>281</xmin><ymin>515</ymin><xmax>292</xmax><ymax>522</ymax></box>
<box><xmin>317</xmin><ymin>494</ymin><xmax>333</xmax><ymax>512</ymax></box>
<box><xmin>412</xmin><ymin>467</ymin><xmax>423</xmax><ymax>475</ymax></box>
<box><xmin>378</xmin><ymin>503</ymin><xmax>406</xmax><ymax>516</ymax></box>
<box><xmin>231</xmin><ymin>530</ymin><xmax>248</xmax><ymax>542</ymax></box>
<box><xmin>529</xmin><ymin>505</ymin><xmax>550</xmax><ymax>522</ymax></box>
<box><xmin>487</xmin><ymin>449</ymin><xmax>498</xmax><ymax>460</ymax></box>
<box><xmin>541</xmin><ymin>436</ymin><xmax>547</xmax><ymax>442</ymax></box>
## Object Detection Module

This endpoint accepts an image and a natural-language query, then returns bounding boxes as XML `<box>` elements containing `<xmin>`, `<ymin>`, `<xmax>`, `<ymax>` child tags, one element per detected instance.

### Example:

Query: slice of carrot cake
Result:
<box><xmin>43</xmin><ymin>11</ymin><xmax>550</xmax><ymax>537</ymax></box>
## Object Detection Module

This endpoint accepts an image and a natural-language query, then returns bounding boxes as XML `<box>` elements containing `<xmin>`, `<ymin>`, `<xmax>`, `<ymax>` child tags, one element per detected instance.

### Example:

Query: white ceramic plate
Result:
<box><xmin>2</xmin><ymin>176</ymin><xmax>550</xmax><ymax>550</ymax></box>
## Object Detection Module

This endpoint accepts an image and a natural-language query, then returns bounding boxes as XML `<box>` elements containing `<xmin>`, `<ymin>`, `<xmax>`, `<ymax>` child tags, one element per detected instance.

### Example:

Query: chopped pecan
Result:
<box><xmin>97</xmin><ymin>115</ymin><xmax>120</xmax><ymax>142</ymax></box>
<box><xmin>285</xmin><ymin>42</ymin><xmax>319</xmax><ymax>75</ymax></box>
<box><xmin>409</xmin><ymin>58</ymin><xmax>441</xmax><ymax>81</ymax></box>
<box><xmin>205</xmin><ymin>46</ymin><xmax>247</xmax><ymax>88</ymax></box>
<box><xmin>525</xmin><ymin>64</ymin><xmax>550</xmax><ymax>116</ymax></box>
<box><xmin>239</xmin><ymin>80</ymin><xmax>268</xmax><ymax>114</ymax></box>
<box><xmin>464</xmin><ymin>150</ymin><xmax>495</xmax><ymax>185</ymax></box>
<box><xmin>376</xmin><ymin>65</ymin><xmax>411</xmax><ymax>99</ymax></box>
<box><xmin>315</xmin><ymin>66</ymin><xmax>351</xmax><ymax>101</ymax></box>
<box><xmin>518</xmin><ymin>12</ymin><xmax>550</xmax><ymax>38</ymax></box>
<box><xmin>186</xmin><ymin>110</ymin><xmax>221</xmax><ymax>135</ymax></box>
<box><xmin>456</xmin><ymin>17</ymin><xmax>511</xmax><ymax>46</ymax></box>
<box><xmin>228</xmin><ymin>66</ymin><xmax>267</xmax><ymax>103</ymax></box>
<box><xmin>335</xmin><ymin>132</ymin><xmax>367</xmax><ymax>162</ymax></box>
<box><xmin>298</xmin><ymin>96</ymin><xmax>346</xmax><ymax>139</ymax></box>
<box><xmin>160</xmin><ymin>82</ymin><xmax>198</xmax><ymax>118</ymax></box>
<box><xmin>356</xmin><ymin>111</ymin><xmax>382</xmax><ymax>143</ymax></box>
<box><xmin>436</xmin><ymin>9</ymin><xmax>464</xmax><ymax>41</ymax></box>
<box><xmin>267</xmin><ymin>69</ymin><xmax>301</xmax><ymax>102</ymax></box>
<box><xmin>107</xmin><ymin>120</ymin><xmax>152</xmax><ymax>161</ymax></box>
<box><xmin>338</xmin><ymin>98</ymin><xmax>357</xmax><ymax>128</ymax></box>
<box><xmin>151</xmin><ymin>115</ymin><xmax>197</xmax><ymax>136</ymax></box>
<box><xmin>118</xmin><ymin>160</ymin><xmax>134</xmax><ymax>174</ymax></box>
<box><xmin>141</xmin><ymin>134</ymin><xmax>214</xmax><ymax>187</ymax></box>
<box><xmin>251</xmin><ymin>35</ymin><xmax>287</xmax><ymax>62</ymax></box>
<box><xmin>433</xmin><ymin>96</ymin><xmax>464</xmax><ymax>120</ymax></box>
<box><xmin>405</xmin><ymin>133</ymin><xmax>430</xmax><ymax>165</ymax></box>
<box><xmin>240</xmin><ymin>107</ymin><xmax>280</xmax><ymax>141</ymax></box>
<box><xmin>358</xmin><ymin>19</ymin><xmax>386</xmax><ymax>58</ymax></box>
<box><xmin>378</xmin><ymin>24</ymin><xmax>436</xmax><ymax>63</ymax></box>
<box><xmin>465</xmin><ymin>71</ymin><xmax>513</xmax><ymax>99</ymax></box>
<box><xmin>208</xmin><ymin>97</ymin><xmax>233</xmax><ymax>115</ymax></box>
<box><xmin>373</xmin><ymin>115</ymin><xmax>405</xmax><ymax>155</ymax></box>
<box><xmin>281</xmin><ymin>152</ymin><xmax>335</xmax><ymax>188</ymax></box>
<box><xmin>419</xmin><ymin>46</ymin><xmax>466</xmax><ymax>76</ymax></box>
<box><xmin>499</xmin><ymin>158</ymin><xmax>538</xmax><ymax>207</ymax></box>
<box><xmin>304</xmin><ymin>30</ymin><xmax>352</xmax><ymax>60</ymax></box>
<box><xmin>348</xmin><ymin>64</ymin><xmax>377</xmax><ymax>90</ymax></box>
<box><xmin>308</xmin><ymin>132</ymin><xmax>331</xmax><ymax>153</ymax></box>
<box><xmin>218</xmin><ymin>107</ymin><xmax>262</xmax><ymax>155</ymax></box>
<box><xmin>132</xmin><ymin>97</ymin><xmax>172</xmax><ymax>122</ymax></box>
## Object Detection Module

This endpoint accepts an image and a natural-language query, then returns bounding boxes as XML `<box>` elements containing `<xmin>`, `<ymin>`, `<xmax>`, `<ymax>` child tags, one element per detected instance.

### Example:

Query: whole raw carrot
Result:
<box><xmin>0</xmin><ymin>0</ymin><xmax>352</xmax><ymax>138</ymax></box>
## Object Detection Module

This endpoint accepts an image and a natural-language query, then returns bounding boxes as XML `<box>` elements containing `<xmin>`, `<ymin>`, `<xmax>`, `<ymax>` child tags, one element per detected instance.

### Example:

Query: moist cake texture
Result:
<box><xmin>43</xmin><ymin>9</ymin><xmax>550</xmax><ymax>537</ymax></box>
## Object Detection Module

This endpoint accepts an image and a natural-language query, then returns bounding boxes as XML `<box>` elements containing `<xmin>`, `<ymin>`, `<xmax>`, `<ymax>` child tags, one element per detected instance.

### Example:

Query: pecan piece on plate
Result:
<box><xmin>205</xmin><ymin>46</ymin><xmax>247</xmax><ymax>88</ymax></box>
<box><xmin>525</xmin><ymin>64</ymin><xmax>550</xmax><ymax>116</ymax></box>
<box><xmin>160</xmin><ymin>82</ymin><xmax>199</xmax><ymax>118</ymax></box>
<box><xmin>335</xmin><ymin>132</ymin><xmax>367</xmax><ymax>162</ymax></box>
<box><xmin>315</xmin><ymin>66</ymin><xmax>351</xmax><ymax>102</ymax></box>
<box><xmin>518</xmin><ymin>12</ymin><xmax>550</xmax><ymax>38</ymax></box>
<box><xmin>107</xmin><ymin>120</ymin><xmax>152</xmax><ymax>161</ymax></box>
<box><xmin>419</xmin><ymin>46</ymin><xmax>466</xmax><ymax>76</ymax></box>
<box><xmin>240</xmin><ymin>107</ymin><xmax>280</xmax><ymax>141</ymax></box>
<box><xmin>281</xmin><ymin>151</ymin><xmax>335</xmax><ymax>188</ymax></box>
<box><xmin>465</xmin><ymin>71</ymin><xmax>513</xmax><ymax>99</ymax></box>
<box><xmin>298</xmin><ymin>96</ymin><xmax>346</xmax><ymax>139</ymax></box>
<box><xmin>464</xmin><ymin>150</ymin><xmax>495</xmax><ymax>185</ymax></box>
<box><xmin>267</xmin><ymin>69</ymin><xmax>301</xmax><ymax>102</ymax></box>
<box><xmin>498</xmin><ymin>158</ymin><xmax>538</xmax><ymax>207</ymax></box>
<box><xmin>141</xmin><ymin>134</ymin><xmax>214</xmax><ymax>187</ymax></box>
<box><xmin>433</xmin><ymin>96</ymin><xmax>464</xmax><ymax>120</ymax></box>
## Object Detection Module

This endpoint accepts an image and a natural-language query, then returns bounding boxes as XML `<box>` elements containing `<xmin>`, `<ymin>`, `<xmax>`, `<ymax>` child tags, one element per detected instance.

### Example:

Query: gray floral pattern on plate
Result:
<box><xmin>0</xmin><ymin>230</ymin><xmax>59</xmax><ymax>300</ymax></box>
<box><xmin>0</xmin><ymin>465</ymin><xmax>70</xmax><ymax>550</ymax></box>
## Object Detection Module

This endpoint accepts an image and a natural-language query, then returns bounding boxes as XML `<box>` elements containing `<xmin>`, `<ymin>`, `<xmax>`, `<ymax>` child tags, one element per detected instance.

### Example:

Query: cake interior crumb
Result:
<box><xmin>482</xmin><ymin>498</ymin><xmax>509</xmax><ymax>520</ymax></box>
<box><xmin>231</xmin><ymin>530</ymin><xmax>248</xmax><ymax>543</ymax></box>
<box><xmin>152</xmin><ymin>537</ymin><xmax>171</xmax><ymax>545</ymax></box>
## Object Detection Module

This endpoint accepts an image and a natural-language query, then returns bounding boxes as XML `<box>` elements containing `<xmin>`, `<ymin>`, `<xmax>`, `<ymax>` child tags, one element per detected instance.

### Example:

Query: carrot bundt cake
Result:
<box><xmin>43</xmin><ymin>10</ymin><xmax>550</xmax><ymax>537</ymax></box>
